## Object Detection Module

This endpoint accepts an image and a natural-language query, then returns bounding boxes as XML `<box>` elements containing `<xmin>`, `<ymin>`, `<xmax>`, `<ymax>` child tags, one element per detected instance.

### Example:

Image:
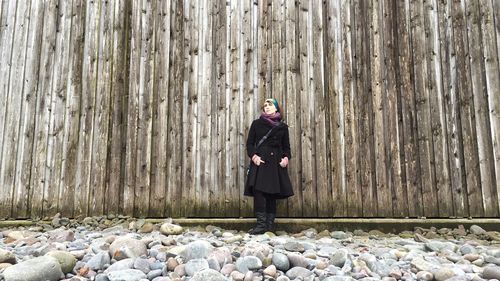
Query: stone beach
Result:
<box><xmin>1</xmin><ymin>216</ymin><xmax>500</xmax><ymax>281</ymax></box>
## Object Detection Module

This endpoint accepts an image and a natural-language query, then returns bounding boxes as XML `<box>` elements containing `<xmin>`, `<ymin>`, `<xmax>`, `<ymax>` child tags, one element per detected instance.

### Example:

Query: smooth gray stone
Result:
<box><xmin>4</xmin><ymin>256</ymin><xmax>63</xmax><ymax>281</ymax></box>
<box><xmin>106</xmin><ymin>269</ymin><xmax>147</xmax><ymax>281</ymax></box>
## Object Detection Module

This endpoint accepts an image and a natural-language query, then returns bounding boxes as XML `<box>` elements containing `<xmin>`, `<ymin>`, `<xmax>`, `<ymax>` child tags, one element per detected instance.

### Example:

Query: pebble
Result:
<box><xmin>2</xmin><ymin>219</ymin><xmax>500</xmax><ymax>281</ymax></box>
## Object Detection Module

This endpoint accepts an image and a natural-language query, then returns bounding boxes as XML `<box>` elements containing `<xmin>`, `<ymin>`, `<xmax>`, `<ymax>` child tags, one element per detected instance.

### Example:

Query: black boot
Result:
<box><xmin>248</xmin><ymin>212</ymin><xmax>267</xmax><ymax>235</ymax></box>
<box><xmin>266</xmin><ymin>213</ymin><xmax>276</xmax><ymax>232</ymax></box>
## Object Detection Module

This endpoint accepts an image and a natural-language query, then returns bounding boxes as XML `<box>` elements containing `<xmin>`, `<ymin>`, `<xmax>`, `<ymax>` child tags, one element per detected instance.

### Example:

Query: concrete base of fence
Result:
<box><xmin>1</xmin><ymin>218</ymin><xmax>500</xmax><ymax>233</ymax></box>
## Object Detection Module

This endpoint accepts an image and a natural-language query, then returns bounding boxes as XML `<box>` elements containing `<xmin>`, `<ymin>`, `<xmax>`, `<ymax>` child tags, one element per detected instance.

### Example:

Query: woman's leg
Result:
<box><xmin>249</xmin><ymin>191</ymin><xmax>268</xmax><ymax>234</ymax></box>
<box><xmin>265</xmin><ymin>196</ymin><xmax>277</xmax><ymax>231</ymax></box>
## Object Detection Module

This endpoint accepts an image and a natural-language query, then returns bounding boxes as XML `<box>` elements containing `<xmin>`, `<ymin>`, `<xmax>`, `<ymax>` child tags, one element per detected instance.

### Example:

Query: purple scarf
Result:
<box><xmin>260</xmin><ymin>112</ymin><xmax>282</xmax><ymax>126</ymax></box>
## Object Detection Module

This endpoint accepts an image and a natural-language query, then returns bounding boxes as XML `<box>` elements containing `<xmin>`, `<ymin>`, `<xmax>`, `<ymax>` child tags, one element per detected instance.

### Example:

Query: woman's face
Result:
<box><xmin>263</xmin><ymin>101</ymin><xmax>277</xmax><ymax>115</ymax></box>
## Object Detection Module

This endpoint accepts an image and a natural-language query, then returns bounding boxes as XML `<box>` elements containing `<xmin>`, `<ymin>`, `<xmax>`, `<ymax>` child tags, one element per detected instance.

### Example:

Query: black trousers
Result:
<box><xmin>254</xmin><ymin>190</ymin><xmax>277</xmax><ymax>213</ymax></box>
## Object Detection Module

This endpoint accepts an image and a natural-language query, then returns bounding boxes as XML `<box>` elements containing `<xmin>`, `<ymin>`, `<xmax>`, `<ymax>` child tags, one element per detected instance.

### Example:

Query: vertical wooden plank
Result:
<box><xmin>1</xmin><ymin>0</ymin><xmax>29</xmax><ymax>218</ymax></box>
<box><xmin>45</xmin><ymin>0</ymin><xmax>73</xmax><ymax>217</ymax></box>
<box><xmin>382</xmin><ymin>0</ymin><xmax>406</xmax><ymax>217</ymax></box>
<box><xmin>239</xmin><ymin>0</ymin><xmax>254</xmax><ymax>217</ymax></box>
<box><xmin>198</xmin><ymin>0</ymin><xmax>211</xmax><ymax>217</ymax></box>
<box><xmin>208</xmin><ymin>0</ymin><xmax>221</xmax><ymax>217</ymax></box>
<box><xmin>479</xmin><ymin>0</ymin><xmax>500</xmax><ymax>210</ymax></box>
<box><xmin>149</xmin><ymin>0</ymin><xmax>170</xmax><ymax>217</ymax></box>
<box><xmin>88</xmin><ymin>0</ymin><xmax>113</xmax><ymax>216</ymax></box>
<box><xmin>353</xmin><ymin>0</ymin><xmax>376</xmax><ymax>217</ymax></box>
<box><xmin>311</xmin><ymin>0</ymin><xmax>330</xmax><ymax>218</ymax></box>
<box><xmin>124</xmin><ymin>0</ymin><xmax>140</xmax><ymax>216</ymax></box>
<box><xmin>396</xmin><ymin>0</ymin><xmax>423</xmax><ymax>217</ymax></box>
<box><xmin>30</xmin><ymin>0</ymin><xmax>58</xmax><ymax>219</ymax></box>
<box><xmin>370</xmin><ymin>0</ymin><xmax>392</xmax><ymax>217</ymax></box>
<box><xmin>326</xmin><ymin>0</ymin><xmax>347</xmax><ymax>217</ymax></box>
<box><xmin>410</xmin><ymin>0</ymin><xmax>439</xmax><ymax>217</ymax></box>
<box><xmin>298</xmin><ymin>0</ymin><xmax>317</xmax><ymax>217</ymax></box>
<box><xmin>342</xmin><ymin>0</ymin><xmax>362</xmax><ymax>217</ymax></box>
<box><xmin>59</xmin><ymin>0</ymin><xmax>86</xmax><ymax>218</ymax></box>
<box><xmin>181</xmin><ymin>0</ymin><xmax>199</xmax><ymax>217</ymax></box>
<box><xmin>0</xmin><ymin>0</ymin><xmax>17</xmax><ymax>218</ymax></box>
<box><xmin>226</xmin><ymin>0</ymin><xmax>244</xmax><ymax>217</ymax></box>
<box><xmin>13</xmin><ymin>0</ymin><xmax>44</xmax><ymax>219</ymax></box>
<box><xmin>181</xmin><ymin>0</ymin><xmax>196</xmax><ymax>218</ymax></box>
<box><xmin>257</xmin><ymin>0</ymin><xmax>271</xmax><ymax>101</ymax></box>
<box><xmin>106</xmin><ymin>0</ymin><xmax>128</xmax><ymax>216</ymax></box>
<box><xmin>442</xmin><ymin>0</ymin><xmax>468</xmax><ymax>217</ymax></box>
<box><xmin>285</xmin><ymin>0</ymin><xmax>303</xmax><ymax>217</ymax></box>
<box><xmin>465</xmin><ymin>0</ymin><xmax>498</xmax><ymax>216</ymax></box>
<box><xmin>213</xmin><ymin>0</ymin><xmax>229</xmax><ymax>217</ymax></box>
<box><xmin>166</xmin><ymin>0</ymin><xmax>184</xmax><ymax>218</ymax></box>
<box><xmin>453</xmin><ymin>0</ymin><xmax>482</xmax><ymax>217</ymax></box>
<box><xmin>228</xmin><ymin>0</ymin><xmax>248</xmax><ymax>217</ymax></box>
<box><xmin>133</xmin><ymin>0</ymin><xmax>154</xmax><ymax>218</ymax></box>
<box><xmin>423</xmin><ymin>0</ymin><xmax>453</xmax><ymax>217</ymax></box>
<box><xmin>74</xmin><ymin>0</ymin><xmax>100</xmax><ymax>218</ymax></box>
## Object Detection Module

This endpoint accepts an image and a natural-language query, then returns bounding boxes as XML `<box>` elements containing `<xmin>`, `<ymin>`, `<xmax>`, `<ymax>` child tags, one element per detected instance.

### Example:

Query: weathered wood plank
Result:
<box><xmin>382</xmin><ymin>0</ymin><xmax>406</xmax><ymax>217</ymax></box>
<box><xmin>1</xmin><ymin>0</ymin><xmax>29</xmax><ymax>219</ymax></box>
<box><xmin>310</xmin><ymin>0</ymin><xmax>330</xmax><ymax>218</ymax></box>
<box><xmin>30</xmin><ymin>0</ymin><xmax>58</xmax><ymax>219</ymax></box>
<box><xmin>58</xmin><ymin>0</ymin><xmax>86</xmax><ymax>218</ymax></box>
<box><xmin>352</xmin><ymin>0</ymin><xmax>376</xmax><ymax>217</ymax></box>
<box><xmin>0</xmin><ymin>0</ymin><xmax>17</xmax><ymax>219</ymax></box>
<box><xmin>74</xmin><ymin>0</ymin><xmax>100</xmax><ymax>218</ymax></box>
<box><xmin>133</xmin><ymin>0</ymin><xmax>154</xmax><ymax>218</ymax></box>
<box><xmin>212</xmin><ymin>0</ymin><xmax>228</xmax><ymax>217</ymax></box>
<box><xmin>181</xmin><ymin>0</ymin><xmax>199</xmax><ymax>217</ymax></box>
<box><xmin>370</xmin><ymin>0</ymin><xmax>392</xmax><ymax>217</ymax></box>
<box><xmin>452</xmin><ymin>0</ymin><xmax>482</xmax><ymax>217</ymax></box>
<box><xmin>441</xmin><ymin>0</ymin><xmax>467</xmax><ymax>217</ymax></box>
<box><xmin>285</xmin><ymin>0</ymin><xmax>303</xmax><ymax>217</ymax></box>
<box><xmin>166</xmin><ymin>0</ymin><xmax>184</xmax><ymax>218</ymax></box>
<box><xmin>229</xmin><ymin>0</ymin><xmax>249</xmax><ymax>217</ymax></box>
<box><xmin>425</xmin><ymin>0</ymin><xmax>453</xmax><ymax>217</ymax></box>
<box><xmin>410</xmin><ymin>0</ymin><xmax>439</xmax><ymax>217</ymax></box>
<box><xmin>396</xmin><ymin>0</ymin><xmax>422</xmax><ymax>217</ymax></box>
<box><xmin>88</xmin><ymin>0</ymin><xmax>113</xmax><ymax>216</ymax></box>
<box><xmin>208</xmin><ymin>0</ymin><xmax>221</xmax><ymax>217</ymax></box>
<box><xmin>45</xmin><ymin>0</ymin><xmax>73</xmax><ymax>217</ymax></box>
<box><xmin>438</xmin><ymin>0</ymin><xmax>466</xmax><ymax>217</ymax></box>
<box><xmin>198</xmin><ymin>0</ymin><xmax>212</xmax><ymax>217</ymax></box>
<box><xmin>298</xmin><ymin>0</ymin><xmax>318</xmax><ymax>217</ymax></box>
<box><xmin>326</xmin><ymin>0</ymin><xmax>347</xmax><ymax>217</ymax></box>
<box><xmin>13</xmin><ymin>0</ymin><xmax>44</xmax><ymax>219</ymax></box>
<box><xmin>465</xmin><ymin>0</ymin><xmax>498</xmax><ymax>217</ymax></box>
<box><xmin>478</xmin><ymin>0</ymin><xmax>500</xmax><ymax>214</ymax></box>
<box><xmin>106</xmin><ymin>0</ymin><xmax>128</xmax><ymax>216</ymax></box>
<box><xmin>149</xmin><ymin>0</ymin><xmax>170</xmax><ymax>217</ymax></box>
<box><xmin>342</xmin><ymin>0</ymin><xmax>361</xmax><ymax>217</ymax></box>
<box><xmin>123</xmin><ymin>0</ymin><xmax>140</xmax><ymax>216</ymax></box>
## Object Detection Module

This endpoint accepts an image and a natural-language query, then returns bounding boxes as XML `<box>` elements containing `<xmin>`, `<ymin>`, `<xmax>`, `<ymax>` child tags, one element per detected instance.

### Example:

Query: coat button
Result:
<box><xmin>270</xmin><ymin>152</ymin><xmax>274</xmax><ymax>155</ymax></box>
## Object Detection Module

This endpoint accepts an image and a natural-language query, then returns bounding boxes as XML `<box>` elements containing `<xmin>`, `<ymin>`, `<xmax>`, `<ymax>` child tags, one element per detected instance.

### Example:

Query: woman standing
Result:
<box><xmin>245</xmin><ymin>98</ymin><xmax>294</xmax><ymax>234</ymax></box>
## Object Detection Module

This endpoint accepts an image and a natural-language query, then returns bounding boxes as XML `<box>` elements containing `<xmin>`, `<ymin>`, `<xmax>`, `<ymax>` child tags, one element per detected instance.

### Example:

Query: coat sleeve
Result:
<box><xmin>282</xmin><ymin>125</ymin><xmax>292</xmax><ymax>159</ymax></box>
<box><xmin>246</xmin><ymin>121</ymin><xmax>257</xmax><ymax>157</ymax></box>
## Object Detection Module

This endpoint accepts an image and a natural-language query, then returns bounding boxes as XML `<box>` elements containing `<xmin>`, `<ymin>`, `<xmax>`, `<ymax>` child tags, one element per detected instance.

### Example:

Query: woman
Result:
<box><xmin>245</xmin><ymin>98</ymin><xmax>294</xmax><ymax>234</ymax></box>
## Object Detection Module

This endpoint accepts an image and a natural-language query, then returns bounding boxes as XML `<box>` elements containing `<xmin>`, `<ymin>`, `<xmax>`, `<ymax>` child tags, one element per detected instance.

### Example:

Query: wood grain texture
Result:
<box><xmin>0</xmin><ymin>0</ymin><xmax>497</xmax><ymax>219</ymax></box>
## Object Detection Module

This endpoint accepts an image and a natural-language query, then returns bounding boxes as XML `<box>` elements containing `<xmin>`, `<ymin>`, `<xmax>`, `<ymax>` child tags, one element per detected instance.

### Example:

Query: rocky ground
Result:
<box><xmin>1</xmin><ymin>215</ymin><xmax>500</xmax><ymax>281</ymax></box>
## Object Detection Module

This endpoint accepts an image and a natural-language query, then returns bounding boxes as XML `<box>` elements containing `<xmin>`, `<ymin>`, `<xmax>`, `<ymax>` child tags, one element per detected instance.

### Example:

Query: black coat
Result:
<box><xmin>244</xmin><ymin>117</ymin><xmax>294</xmax><ymax>199</ymax></box>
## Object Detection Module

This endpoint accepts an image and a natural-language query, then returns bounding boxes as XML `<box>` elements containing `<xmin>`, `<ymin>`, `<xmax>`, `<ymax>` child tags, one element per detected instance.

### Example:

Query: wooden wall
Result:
<box><xmin>0</xmin><ymin>0</ymin><xmax>498</xmax><ymax>219</ymax></box>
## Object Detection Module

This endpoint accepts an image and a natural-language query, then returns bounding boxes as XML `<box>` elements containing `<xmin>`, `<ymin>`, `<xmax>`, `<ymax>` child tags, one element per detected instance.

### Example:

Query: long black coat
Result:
<box><xmin>244</xmin><ymin>117</ymin><xmax>294</xmax><ymax>199</ymax></box>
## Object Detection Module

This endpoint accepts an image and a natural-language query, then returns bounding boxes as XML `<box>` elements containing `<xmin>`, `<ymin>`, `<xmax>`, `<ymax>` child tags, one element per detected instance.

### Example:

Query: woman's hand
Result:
<box><xmin>279</xmin><ymin>157</ymin><xmax>289</xmax><ymax>167</ymax></box>
<box><xmin>252</xmin><ymin>155</ymin><xmax>265</xmax><ymax>166</ymax></box>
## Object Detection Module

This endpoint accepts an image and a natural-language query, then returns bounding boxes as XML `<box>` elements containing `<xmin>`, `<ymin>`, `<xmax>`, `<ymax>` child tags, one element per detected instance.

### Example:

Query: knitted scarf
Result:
<box><xmin>260</xmin><ymin>112</ymin><xmax>282</xmax><ymax>127</ymax></box>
